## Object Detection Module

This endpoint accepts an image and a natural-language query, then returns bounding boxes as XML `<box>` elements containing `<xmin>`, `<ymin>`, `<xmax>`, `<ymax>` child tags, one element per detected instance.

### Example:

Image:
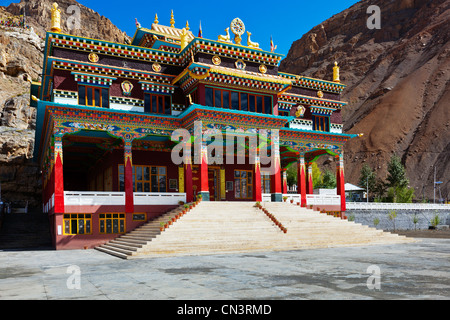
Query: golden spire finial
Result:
<box><xmin>333</xmin><ymin>61</ymin><xmax>340</xmax><ymax>82</ymax></box>
<box><xmin>170</xmin><ymin>10</ymin><xmax>175</xmax><ymax>27</ymax></box>
<box><xmin>50</xmin><ymin>2</ymin><xmax>61</xmax><ymax>33</ymax></box>
<box><xmin>180</xmin><ymin>28</ymin><xmax>188</xmax><ymax>51</ymax></box>
<box><xmin>154</xmin><ymin>13</ymin><xmax>159</xmax><ymax>24</ymax></box>
<box><xmin>185</xmin><ymin>20</ymin><xmax>190</xmax><ymax>31</ymax></box>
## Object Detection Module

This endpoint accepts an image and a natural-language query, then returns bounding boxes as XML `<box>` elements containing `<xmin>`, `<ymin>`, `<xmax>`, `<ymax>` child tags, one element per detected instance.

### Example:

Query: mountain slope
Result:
<box><xmin>280</xmin><ymin>0</ymin><xmax>450</xmax><ymax>201</ymax></box>
<box><xmin>0</xmin><ymin>0</ymin><xmax>130</xmax><ymax>208</ymax></box>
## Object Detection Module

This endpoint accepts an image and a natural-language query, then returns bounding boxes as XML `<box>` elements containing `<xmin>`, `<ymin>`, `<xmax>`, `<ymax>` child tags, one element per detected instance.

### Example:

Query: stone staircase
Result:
<box><xmin>95</xmin><ymin>204</ymin><xmax>189</xmax><ymax>259</ymax></box>
<box><xmin>95</xmin><ymin>201</ymin><xmax>416</xmax><ymax>259</ymax></box>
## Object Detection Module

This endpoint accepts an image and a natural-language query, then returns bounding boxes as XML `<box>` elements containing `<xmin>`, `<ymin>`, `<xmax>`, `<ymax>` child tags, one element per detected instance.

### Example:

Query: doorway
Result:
<box><xmin>208</xmin><ymin>167</ymin><xmax>221</xmax><ymax>201</ymax></box>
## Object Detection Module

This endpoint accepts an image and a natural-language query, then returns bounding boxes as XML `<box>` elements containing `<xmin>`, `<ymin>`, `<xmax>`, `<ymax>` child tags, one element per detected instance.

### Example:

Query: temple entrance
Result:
<box><xmin>208</xmin><ymin>167</ymin><xmax>221</xmax><ymax>201</ymax></box>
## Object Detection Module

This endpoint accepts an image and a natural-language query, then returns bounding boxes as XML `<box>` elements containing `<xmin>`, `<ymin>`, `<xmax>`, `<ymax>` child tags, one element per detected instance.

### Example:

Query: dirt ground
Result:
<box><xmin>393</xmin><ymin>228</ymin><xmax>450</xmax><ymax>239</ymax></box>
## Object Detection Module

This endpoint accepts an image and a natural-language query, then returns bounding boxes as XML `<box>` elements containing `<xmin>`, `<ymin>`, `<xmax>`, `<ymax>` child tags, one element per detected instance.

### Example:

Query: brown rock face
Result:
<box><xmin>0</xmin><ymin>0</ymin><xmax>131</xmax><ymax>209</ymax></box>
<box><xmin>5</xmin><ymin>0</ymin><xmax>130</xmax><ymax>44</ymax></box>
<box><xmin>280</xmin><ymin>0</ymin><xmax>450</xmax><ymax>202</ymax></box>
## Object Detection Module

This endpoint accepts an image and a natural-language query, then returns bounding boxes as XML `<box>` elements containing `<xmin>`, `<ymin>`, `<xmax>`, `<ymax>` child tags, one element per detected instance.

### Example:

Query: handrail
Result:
<box><xmin>346</xmin><ymin>202</ymin><xmax>450</xmax><ymax>210</ymax></box>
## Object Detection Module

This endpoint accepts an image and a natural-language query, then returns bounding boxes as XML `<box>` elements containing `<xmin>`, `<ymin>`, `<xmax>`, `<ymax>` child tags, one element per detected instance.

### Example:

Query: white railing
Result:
<box><xmin>346</xmin><ymin>202</ymin><xmax>450</xmax><ymax>210</ymax></box>
<box><xmin>134</xmin><ymin>192</ymin><xmax>186</xmax><ymax>205</ymax></box>
<box><xmin>306</xmin><ymin>194</ymin><xmax>341</xmax><ymax>206</ymax></box>
<box><xmin>262</xmin><ymin>193</ymin><xmax>341</xmax><ymax>206</ymax></box>
<box><xmin>64</xmin><ymin>191</ymin><xmax>187</xmax><ymax>206</ymax></box>
<box><xmin>64</xmin><ymin>191</ymin><xmax>125</xmax><ymax>206</ymax></box>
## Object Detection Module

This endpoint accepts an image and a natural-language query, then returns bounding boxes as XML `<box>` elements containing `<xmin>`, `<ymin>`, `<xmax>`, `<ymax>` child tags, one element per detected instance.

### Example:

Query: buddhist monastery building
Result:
<box><xmin>31</xmin><ymin>4</ymin><xmax>359</xmax><ymax>250</ymax></box>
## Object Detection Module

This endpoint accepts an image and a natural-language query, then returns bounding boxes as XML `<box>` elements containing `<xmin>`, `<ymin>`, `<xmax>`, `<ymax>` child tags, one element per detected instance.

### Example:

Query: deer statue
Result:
<box><xmin>246</xmin><ymin>31</ymin><xmax>260</xmax><ymax>49</ymax></box>
<box><xmin>218</xmin><ymin>28</ymin><xmax>231</xmax><ymax>43</ymax></box>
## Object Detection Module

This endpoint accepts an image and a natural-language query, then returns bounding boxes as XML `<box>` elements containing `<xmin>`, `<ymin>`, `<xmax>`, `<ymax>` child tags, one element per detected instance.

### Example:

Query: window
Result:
<box><xmin>234</xmin><ymin>170</ymin><xmax>253</xmax><ymax>199</ymax></box>
<box><xmin>261</xmin><ymin>172</ymin><xmax>271</xmax><ymax>193</ymax></box>
<box><xmin>78</xmin><ymin>85</ymin><xmax>109</xmax><ymax>108</ymax></box>
<box><xmin>313</xmin><ymin>115</ymin><xmax>329</xmax><ymax>132</ymax></box>
<box><xmin>205</xmin><ymin>87</ymin><xmax>272</xmax><ymax>114</ymax></box>
<box><xmin>119</xmin><ymin>165</ymin><xmax>167</xmax><ymax>192</ymax></box>
<box><xmin>63</xmin><ymin>214</ymin><xmax>92</xmax><ymax>235</ymax></box>
<box><xmin>144</xmin><ymin>93</ymin><xmax>171</xmax><ymax>115</ymax></box>
<box><xmin>99</xmin><ymin>213</ymin><xmax>125</xmax><ymax>234</ymax></box>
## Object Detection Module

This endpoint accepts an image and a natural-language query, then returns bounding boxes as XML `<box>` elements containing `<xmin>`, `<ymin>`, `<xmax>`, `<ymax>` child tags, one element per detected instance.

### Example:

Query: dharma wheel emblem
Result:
<box><xmin>212</xmin><ymin>55</ymin><xmax>221</xmax><ymax>66</ymax></box>
<box><xmin>259</xmin><ymin>64</ymin><xmax>267</xmax><ymax>74</ymax></box>
<box><xmin>88</xmin><ymin>53</ymin><xmax>99</xmax><ymax>63</ymax></box>
<box><xmin>152</xmin><ymin>63</ymin><xmax>162</xmax><ymax>72</ymax></box>
<box><xmin>317</xmin><ymin>90</ymin><xmax>324</xmax><ymax>98</ymax></box>
<box><xmin>230</xmin><ymin>18</ymin><xmax>245</xmax><ymax>45</ymax></box>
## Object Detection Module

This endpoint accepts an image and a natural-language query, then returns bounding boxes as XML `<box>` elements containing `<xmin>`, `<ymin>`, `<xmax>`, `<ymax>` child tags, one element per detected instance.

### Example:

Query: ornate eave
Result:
<box><xmin>180</xmin><ymin>38</ymin><xmax>284</xmax><ymax>67</ymax></box>
<box><xmin>279</xmin><ymin>72</ymin><xmax>346</xmax><ymax>94</ymax></box>
<box><xmin>178</xmin><ymin>104</ymin><xmax>290</xmax><ymax>132</ymax></box>
<box><xmin>279</xmin><ymin>92</ymin><xmax>348</xmax><ymax>110</ymax></box>
<box><xmin>173</xmin><ymin>62</ymin><xmax>291</xmax><ymax>94</ymax></box>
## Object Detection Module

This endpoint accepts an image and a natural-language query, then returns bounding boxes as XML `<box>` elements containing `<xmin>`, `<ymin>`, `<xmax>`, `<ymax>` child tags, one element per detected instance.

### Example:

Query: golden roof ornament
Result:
<box><xmin>246</xmin><ymin>31</ymin><xmax>260</xmax><ymax>49</ymax></box>
<box><xmin>333</xmin><ymin>61</ymin><xmax>340</xmax><ymax>82</ymax></box>
<box><xmin>180</xmin><ymin>28</ymin><xmax>188</xmax><ymax>51</ymax></box>
<box><xmin>185</xmin><ymin>20</ymin><xmax>190</xmax><ymax>31</ymax></box>
<box><xmin>170</xmin><ymin>10</ymin><xmax>175</xmax><ymax>27</ymax></box>
<box><xmin>154</xmin><ymin>13</ymin><xmax>159</xmax><ymax>24</ymax></box>
<box><xmin>50</xmin><ymin>2</ymin><xmax>61</xmax><ymax>33</ymax></box>
<box><xmin>230</xmin><ymin>18</ymin><xmax>245</xmax><ymax>45</ymax></box>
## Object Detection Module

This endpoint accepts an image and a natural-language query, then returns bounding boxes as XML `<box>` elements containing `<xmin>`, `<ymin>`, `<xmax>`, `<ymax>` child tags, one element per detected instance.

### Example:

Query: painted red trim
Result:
<box><xmin>124</xmin><ymin>157</ymin><xmax>134</xmax><ymax>213</ymax></box>
<box><xmin>185</xmin><ymin>163</ymin><xmax>193</xmax><ymax>202</ymax></box>
<box><xmin>54</xmin><ymin>153</ymin><xmax>65</xmax><ymax>213</ymax></box>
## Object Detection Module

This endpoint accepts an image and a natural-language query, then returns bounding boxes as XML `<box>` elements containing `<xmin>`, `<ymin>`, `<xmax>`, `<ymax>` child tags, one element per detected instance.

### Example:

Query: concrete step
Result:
<box><xmin>96</xmin><ymin>201</ymin><xmax>416</xmax><ymax>259</ymax></box>
<box><xmin>95</xmin><ymin>246</ymin><xmax>129</xmax><ymax>259</ymax></box>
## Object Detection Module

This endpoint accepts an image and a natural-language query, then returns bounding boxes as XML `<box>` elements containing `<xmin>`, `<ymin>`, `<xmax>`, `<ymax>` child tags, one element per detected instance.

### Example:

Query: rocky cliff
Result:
<box><xmin>280</xmin><ymin>0</ymin><xmax>450</xmax><ymax>201</ymax></box>
<box><xmin>0</xmin><ymin>0</ymin><xmax>130</xmax><ymax>208</ymax></box>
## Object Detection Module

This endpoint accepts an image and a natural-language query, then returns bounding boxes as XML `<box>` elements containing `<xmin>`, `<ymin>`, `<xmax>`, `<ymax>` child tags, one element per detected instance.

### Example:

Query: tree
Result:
<box><xmin>286</xmin><ymin>163</ymin><xmax>297</xmax><ymax>188</ymax></box>
<box><xmin>386</xmin><ymin>155</ymin><xmax>408</xmax><ymax>189</ymax></box>
<box><xmin>286</xmin><ymin>162</ymin><xmax>322</xmax><ymax>190</ymax></box>
<box><xmin>385</xmin><ymin>155</ymin><xmax>414</xmax><ymax>203</ymax></box>
<box><xmin>319</xmin><ymin>169</ymin><xmax>336</xmax><ymax>189</ymax></box>
<box><xmin>358</xmin><ymin>164</ymin><xmax>377</xmax><ymax>200</ymax></box>
<box><xmin>311</xmin><ymin>162</ymin><xmax>322</xmax><ymax>187</ymax></box>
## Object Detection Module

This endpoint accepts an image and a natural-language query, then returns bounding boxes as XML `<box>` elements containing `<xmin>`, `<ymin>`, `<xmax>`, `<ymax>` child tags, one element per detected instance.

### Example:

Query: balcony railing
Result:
<box><xmin>133</xmin><ymin>192</ymin><xmax>186</xmax><ymax>205</ymax></box>
<box><xmin>262</xmin><ymin>193</ymin><xmax>341</xmax><ymax>206</ymax></box>
<box><xmin>63</xmin><ymin>191</ymin><xmax>187</xmax><ymax>207</ymax></box>
<box><xmin>64</xmin><ymin>192</ymin><xmax>125</xmax><ymax>206</ymax></box>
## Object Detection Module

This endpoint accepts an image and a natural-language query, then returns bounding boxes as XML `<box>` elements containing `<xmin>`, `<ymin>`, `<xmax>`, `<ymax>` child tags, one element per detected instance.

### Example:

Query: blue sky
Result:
<box><xmin>4</xmin><ymin>0</ymin><xmax>360</xmax><ymax>56</ymax></box>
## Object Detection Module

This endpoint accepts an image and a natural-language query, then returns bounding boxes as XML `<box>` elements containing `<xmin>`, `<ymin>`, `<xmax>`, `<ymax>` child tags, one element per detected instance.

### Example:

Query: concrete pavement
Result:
<box><xmin>0</xmin><ymin>238</ymin><xmax>449</xmax><ymax>300</ymax></box>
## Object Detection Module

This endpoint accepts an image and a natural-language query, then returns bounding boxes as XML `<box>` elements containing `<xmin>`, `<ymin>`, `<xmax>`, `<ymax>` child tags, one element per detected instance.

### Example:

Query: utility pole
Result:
<box><xmin>434</xmin><ymin>166</ymin><xmax>436</xmax><ymax>204</ymax></box>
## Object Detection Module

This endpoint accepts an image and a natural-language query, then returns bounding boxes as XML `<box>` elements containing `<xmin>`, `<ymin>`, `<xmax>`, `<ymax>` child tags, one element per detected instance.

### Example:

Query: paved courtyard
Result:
<box><xmin>0</xmin><ymin>238</ymin><xmax>449</xmax><ymax>300</ymax></box>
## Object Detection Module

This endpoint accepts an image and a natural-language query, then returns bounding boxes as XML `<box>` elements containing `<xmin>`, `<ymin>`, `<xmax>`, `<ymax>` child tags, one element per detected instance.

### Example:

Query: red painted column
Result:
<box><xmin>336</xmin><ymin>152</ymin><xmax>346</xmax><ymax>212</ymax></box>
<box><xmin>199</xmin><ymin>143</ymin><xmax>209</xmax><ymax>200</ymax></box>
<box><xmin>270</xmin><ymin>132</ymin><xmax>282</xmax><ymax>202</ymax></box>
<box><xmin>282</xmin><ymin>168</ymin><xmax>288</xmax><ymax>194</ymax></box>
<box><xmin>124</xmin><ymin>140</ymin><xmax>134</xmax><ymax>213</ymax></box>
<box><xmin>184</xmin><ymin>144</ymin><xmax>193</xmax><ymax>202</ymax></box>
<box><xmin>297</xmin><ymin>153</ymin><xmax>307</xmax><ymax>207</ymax></box>
<box><xmin>306</xmin><ymin>162</ymin><xmax>314</xmax><ymax>194</ymax></box>
<box><xmin>53</xmin><ymin>135</ymin><xmax>64</xmax><ymax>213</ymax></box>
<box><xmin>197</xmin><ymin>83</ymin><xmax>205</xmax><ymax>106</ymax></box>
<box><xmin>253</xmin><ymin>151</ymin><xmax>262</xmax><ymax>202</ymax></box>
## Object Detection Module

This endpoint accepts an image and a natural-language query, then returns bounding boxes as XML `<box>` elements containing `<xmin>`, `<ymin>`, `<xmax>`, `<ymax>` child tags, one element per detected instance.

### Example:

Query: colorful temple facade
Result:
<box><xmin>31</xmin><ymin>4</ymin><xmax>359</xmax><ymax>249</ymax></box>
